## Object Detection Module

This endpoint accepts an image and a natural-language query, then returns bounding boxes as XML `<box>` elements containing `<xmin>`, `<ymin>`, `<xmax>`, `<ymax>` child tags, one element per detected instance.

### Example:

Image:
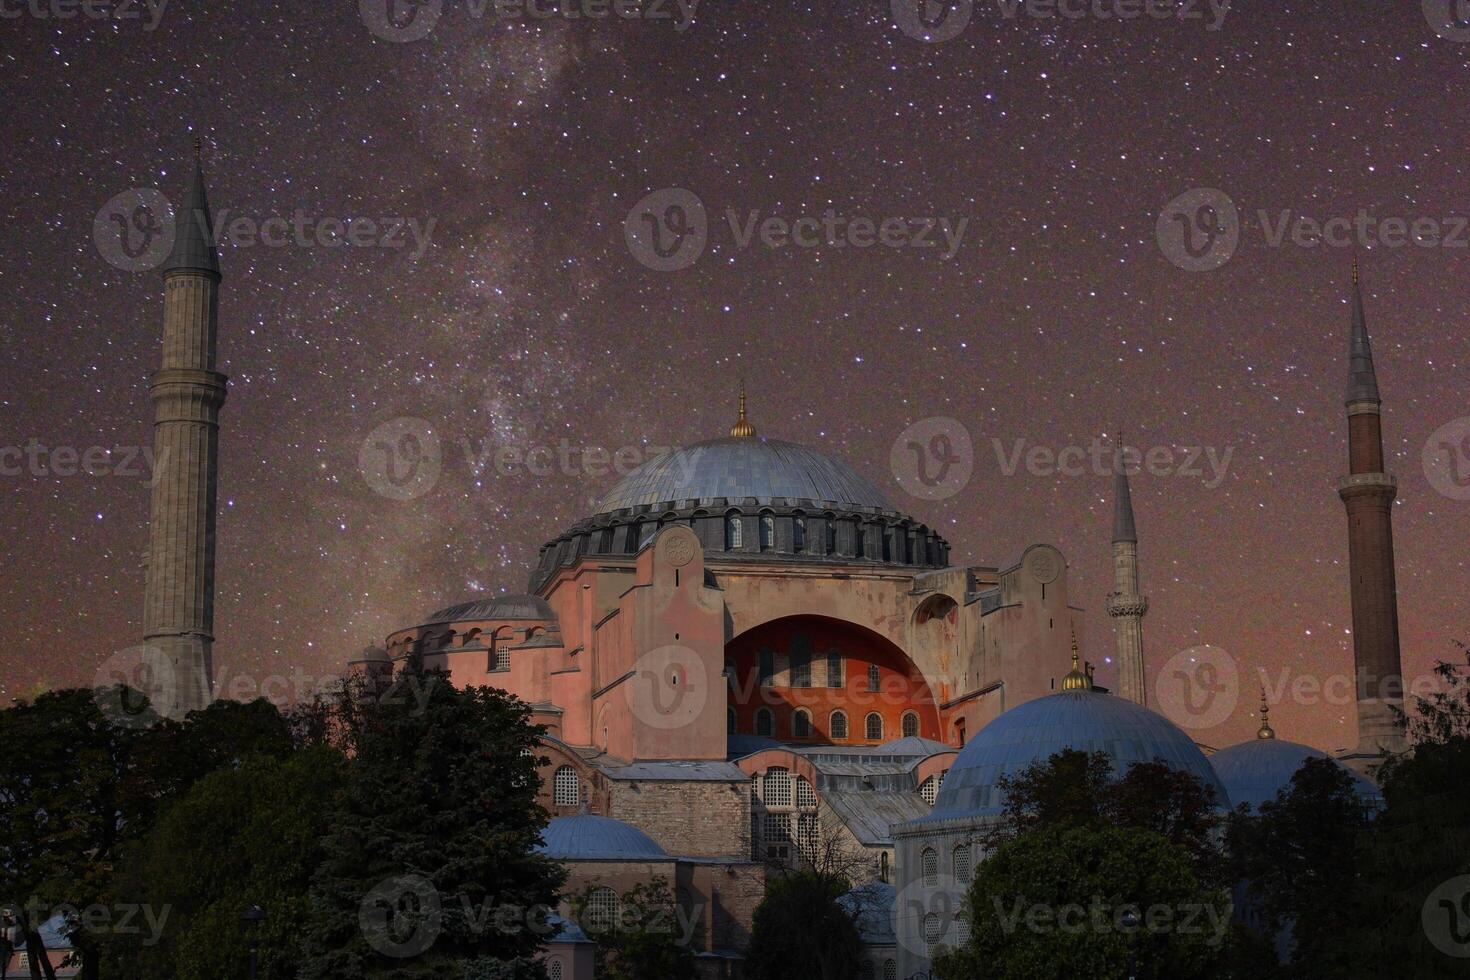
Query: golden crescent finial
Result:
<box><xmin>730</xmin><ymin>377</ymin><xmax>756</xmax><ymax>437</ymax></box>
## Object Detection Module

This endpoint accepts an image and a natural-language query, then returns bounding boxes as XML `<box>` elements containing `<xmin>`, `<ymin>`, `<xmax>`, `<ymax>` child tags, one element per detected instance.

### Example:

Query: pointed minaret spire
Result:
<box><xmin>164</xmin><ymin>137</ymin><xmax>219</xmax><ymax>276</ymax></box>
<box><xmin>1111</xmin><ymin>430</ymin><xmax>1137</xmax><ymax>544</ymax></box>
<box><xmin>1105</xmin><ymin>430</ymin><xmax>1148</xmax><ymax>705</ymax></box>
<box><xmin>142</xmin><ymin>142</ymin><xmax>228</xmax><ymax>718</ymax></box>
<box><xmin>1346</xmin><ymin>253</ymin><xmax>1380</xmax><ymax>406</ymax></box>
<box><xmin>1336</xmin><ymin>259</ymin><xmax>1407</xmax><ymax>766</ymax></box>
<box><xmin>729</xmin><ymin>377</ymin><xmax>756</xmax><ymax>437</ymax></box>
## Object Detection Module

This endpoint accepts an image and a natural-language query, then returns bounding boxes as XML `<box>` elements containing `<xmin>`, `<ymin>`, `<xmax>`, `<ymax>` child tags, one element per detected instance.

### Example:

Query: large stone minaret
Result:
<box><xmin>1337</xmin><ymin>259</ymin><xmax>1408</xmax><ymax>759</ymax></box>
<box><xmin>142</xmin><ymin>144</ymin><xmax>226</xmax><ymax>719</ymax></box>
<box><xmin>1105</xmin><ymin>437</ymin><xmax>1148</xmax><ymax>704</ymax></box>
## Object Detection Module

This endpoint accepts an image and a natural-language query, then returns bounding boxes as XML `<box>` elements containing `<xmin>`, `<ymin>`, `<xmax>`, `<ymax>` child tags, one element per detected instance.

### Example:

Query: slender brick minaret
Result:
<box><xmin>142</xmin><ymin>143</ymin><xmax>226</xmax><ymax>718</ymax></box>
<box><xmin>1105</xmin><ymin>434</ymin><xmax>1148</xmax><ymax>704</ymax></box>
<box><xmin>1337</xmin><ymin>258</ymin><xmax>1407</xmax><ymax>759</ymax></box>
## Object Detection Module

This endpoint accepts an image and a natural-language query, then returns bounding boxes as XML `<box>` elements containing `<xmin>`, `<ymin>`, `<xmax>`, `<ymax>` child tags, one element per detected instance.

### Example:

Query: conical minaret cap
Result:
<box><xmin>1345</xmin><ymin>256</ymin><xmax>1379</xmax><ymax>405</ymax></box>
<box><xmin>1112</xmin><ymin>434</ymin><xmax>1137</xmax><ymax>543</ymax></box>
<box><xmin>164</xmin><ymin>141</ymin><xmax>220</xmax><ymax>276</ymax></box>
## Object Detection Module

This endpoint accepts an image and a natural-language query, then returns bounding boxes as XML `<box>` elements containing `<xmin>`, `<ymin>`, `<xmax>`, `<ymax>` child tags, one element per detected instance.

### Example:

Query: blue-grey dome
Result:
<box><xmin>927</xmin><ymin>691</ymin><xmax>1229</xmax><ymax>819</ymax></box>
<box><xmin>596</xmin><ymin>437</ymin><xmax>895</xmax><ymax>514</ymax></box>
<box><xmin>1210</xmin><ymin>737</ymin><xmax>1381</xmax><ymax>812</ymax></box>
<box><xmin>425</xmin><ymin>593</ymin><xmax>554</xmax><ymax>625</ymax></box>
<box><xmin>535</xmin><ymin>814</ymin><xmax>668</xmax><ymax>860</ymax></box>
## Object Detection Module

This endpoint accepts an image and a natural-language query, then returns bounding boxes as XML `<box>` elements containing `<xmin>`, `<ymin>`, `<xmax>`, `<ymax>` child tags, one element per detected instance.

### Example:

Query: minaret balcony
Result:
<box><xmin>1337</xmin><ymin>472</ymin><xmax>1397</xmax><ymax>502</ymax></box>
<box><xmin>1104</xmin><ymin>593</ymin><xmax>1149</xmax><ymax>618</ymax></box>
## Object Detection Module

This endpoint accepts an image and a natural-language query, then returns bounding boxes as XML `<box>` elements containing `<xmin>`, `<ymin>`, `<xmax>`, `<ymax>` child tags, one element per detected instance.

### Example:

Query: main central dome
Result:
<box><xmin>596</xmin><ymin>437</ymin><xmax>896</xmax><ymax>515</ymax></box>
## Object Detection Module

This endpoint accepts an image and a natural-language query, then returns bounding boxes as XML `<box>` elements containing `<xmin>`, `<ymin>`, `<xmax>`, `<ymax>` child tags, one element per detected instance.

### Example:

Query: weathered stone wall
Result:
<box><xmin>609</xmin><ymin>778</ymin><xmax>751</xmax><ymax>859</ymax></box>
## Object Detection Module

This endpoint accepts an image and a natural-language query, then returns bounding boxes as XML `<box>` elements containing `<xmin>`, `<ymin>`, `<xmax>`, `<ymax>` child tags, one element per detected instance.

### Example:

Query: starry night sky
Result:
<box><xmin>1</xmin><ymin>0</ymin><xmax>1466</xmax><ymax>752</ymax></box>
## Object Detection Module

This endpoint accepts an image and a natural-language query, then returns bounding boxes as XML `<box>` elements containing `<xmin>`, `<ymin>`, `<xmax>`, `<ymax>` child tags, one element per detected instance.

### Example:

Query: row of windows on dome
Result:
<box><xmin>729</xmin><ymin>706</ymin><xmax>921</xmax><ymax>741</ymax></box>
<box><xmin>535</xmin><ymin>509</ymin><xmax>948</xmax><ymax>572</ymax></box>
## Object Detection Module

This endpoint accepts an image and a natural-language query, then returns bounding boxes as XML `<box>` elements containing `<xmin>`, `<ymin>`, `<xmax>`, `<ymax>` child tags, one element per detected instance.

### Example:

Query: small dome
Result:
<box><xmin>425</xmin><ymin>593</ymin><xmax>554</xmax><ymax>625</ymax></box>
<box><xmin>595</xmin><ymin>437</ymin><xmax>895</xmax><ymax>514</ymax></box>
<box><xmin>930</xmin><ymin>690</ymin><xmax>1229</xmax><ymax>818</ymax></box>
<box><xmin>1210</xmin><ymin>737</ymin><xmax>1381</xmax><ymax>812</ymax></box>
<box><xmin>535</xmin><ymin>814</ymin><xmax>668</xmax><ymax>861</ymax></box>
<box><xmin>350</xmin><ymin>645</ymin><xmax>390</xmax><ymax>664</ymax></box>
<box><xmin>838</xmin><ymin>882</ymin><xmax>896</xmax><ymax>945</ymax></box>
<box><xmin>874</xmin><ymin>736</ymin><xmax>953</xmax><ymax>756</ymax></box>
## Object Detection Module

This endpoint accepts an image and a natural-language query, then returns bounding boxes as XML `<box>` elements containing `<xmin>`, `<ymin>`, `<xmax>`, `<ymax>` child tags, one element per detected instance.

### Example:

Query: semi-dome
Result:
<box><xmin>596</xmin><ymin>437</ymin><xmax>895</xmax><ymax>515</ymax></box>
<box><xmin>1210</xmin><ymin>737</ymin><xmax>1381</xmax><ymax>812</ymax></box>
<box><xmin>535</xmin><ymin>814</ymin><xmax>668</xmax><ymax>861</ymax></box>
<box><xmin>926</xmin><ymin>690</ymin><xmax>1230</xmax><ymax>819</ymax></box>
<box><xmin>424</xmin><ymin>593</ymin><xmax>554</xmax><ymax>625</ymax></box>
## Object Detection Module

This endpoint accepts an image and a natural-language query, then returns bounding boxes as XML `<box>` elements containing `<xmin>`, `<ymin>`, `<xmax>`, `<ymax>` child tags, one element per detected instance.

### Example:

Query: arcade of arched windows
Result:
<box><xmin>751</xmin><ymin>766</ymin><xmax>820</xmax><ymax>866</ymax></box>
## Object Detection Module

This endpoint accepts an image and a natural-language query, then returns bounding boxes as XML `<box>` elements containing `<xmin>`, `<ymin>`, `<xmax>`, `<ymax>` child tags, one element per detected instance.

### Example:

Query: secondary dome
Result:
<box><xmin>535</xmin><ymin>814</ymin><xmax>668</xmax><ymax>861</ymax></box>
<box><xmin>596</xmin><ymin>437</ymin><xmax>895</xmax><ymax>515</ymax></box>
<box><xmin>1210</xmin><ymin>737</ymin><xmax>1381</xmax><ymax>812</ymax></box>
<box><xmin>927</xmin><ymin>690</ymin><xmax>1230</xmax><ymax>819</ymax></box>
<box><xmin>424</xmin><ymin>593</ymin><xmax>554</xmax><ymax>625</ymax></box>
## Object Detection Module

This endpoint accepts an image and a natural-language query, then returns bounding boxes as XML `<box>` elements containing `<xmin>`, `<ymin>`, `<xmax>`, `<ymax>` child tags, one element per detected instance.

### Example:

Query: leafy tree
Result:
<box><xmin>100</xmin><ymin>745</ymin><xmax>347</xmax><ymax>979</ymax></box>
<box><xmin>934</xmin><ymin>825</ymin><xmax>1230</xmax><ymax>980</ymax></box>
<box><xmin>298</xmin><ymin>658</ymin><xmax>564</xmax><ymax>979</ymax></box>
<box><xmin>571</xmin><ymin>878</ymin><xmax>696</xmax><ymax>980</ymax></box>
<box><xmin>990</xmin><ymin>749</ymin><xmax>1225</xmax><ymax>883</ymax></box>
<box><xmin>744</xmin><ymin>872</ymin><xmax>862</xmax><ymax>980</ymax></box>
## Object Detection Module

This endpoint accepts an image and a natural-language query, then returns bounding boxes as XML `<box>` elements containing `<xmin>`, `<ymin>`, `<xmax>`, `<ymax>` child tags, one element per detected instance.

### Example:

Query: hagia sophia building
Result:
<box><xmin>138</xmin><ymin>157</ymin><xmax>1407</xmax><ymax>979</ymax></box>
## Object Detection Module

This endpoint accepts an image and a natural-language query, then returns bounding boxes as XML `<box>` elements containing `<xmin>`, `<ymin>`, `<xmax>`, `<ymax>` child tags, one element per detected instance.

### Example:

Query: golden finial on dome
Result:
<box><xmin>1061</xmin><ymin>625</ymin><xmax>1092</xmax><ymax>691</ymax></box>
<box><xmin>730</xmin><ymin>378</ymin><xmax>757</xmax><ymax>438</ymax></box>
<box><xmin>1257</xmin><ymin>686</ymin><xmax>1275</xmax><ymax>740</ymax></box>
<box><xmin>1352</xmin><ymin>249</ymin><xmax>1360</xmax><ymax>286</ymax></box>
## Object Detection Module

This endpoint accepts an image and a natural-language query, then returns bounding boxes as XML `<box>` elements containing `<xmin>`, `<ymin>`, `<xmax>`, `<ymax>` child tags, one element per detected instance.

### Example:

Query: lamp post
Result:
<box><xmin>242</xmin><ymin>905</ymin><xmax>266</xmax><ymax>979</ymax></box>
<box><xmin>1119</xmin><ymin>908</ymin><xmax>1140</xmax><ymax>980</ymax></box>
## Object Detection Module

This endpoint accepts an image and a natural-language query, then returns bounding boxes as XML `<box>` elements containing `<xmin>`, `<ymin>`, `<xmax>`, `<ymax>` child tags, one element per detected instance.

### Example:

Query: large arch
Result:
<box><xmin>725</xmin><ymin>614</ymin><xmax>941</xmax><ymax>745</ymax></box>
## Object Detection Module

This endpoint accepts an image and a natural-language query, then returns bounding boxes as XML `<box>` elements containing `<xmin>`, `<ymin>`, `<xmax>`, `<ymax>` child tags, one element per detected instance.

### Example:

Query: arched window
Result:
<box><xmin>494</xmin><ymin>644</ymin><xmax>510</xmax><ymax>671</ymax></box>
<box><xmin>923</xmin><ymin>911</ymin><xmax>941</xmax><ymax>949</ymax></box>
<box><xmin>623</xmin><ymin>522</ymin><xmax>638</xmax><ymax>554</ymax></box>
<box><xmin>921</xmin><ymin>847</ymin><xmax>939</xmax><ymax>886</ymax></box>
<box><xmin>796</xmin><ymin>777</ymin><xmax>817</xmax><ymax>809</ymax></box>
<box><xmin>755</xmin><ymin>707</ymin><xmax>774</xmax><ymax>737</ymax></box>
<box><xmin>865</xmin><ymin>712</ymin><xmax>883</xmax><ymax>741</ymax></box>
<box><xmin>860</xmin><ymin>962</ymin><xmax>875</xmax><ymax>980</ymax></box>
<box><xmin>825</xmin><ymin>517</ymin><xmax>837</xmax><ymax>553</ymax></box>
<box><xmin>954</xmin><ymin>911</ymin><xmax>970</xmax><ymax>947</ymax></box>
<box><xmin>830</xmin><ymin>710</ymin><xmax>849</xmax><ymax>740</ymax></box>
<box><xmin>867</xmin><ymin>664</ymin><xmax>881</xmax><ymax>692</ymax></box>
<box><xmin>726</xmin><ymin>514</ymin><xmax>743</xmax><ymax>549</ymax></box>
<box><xmin>548</xmin><ymin>959</ymin><xmax>564</xmax><ymax>980</ymax></box>
<box><xmin>793</xmin><ymin>516</ymin><xmax>806</xmax><ymax>552</ymax></box>
<box><xmin>762</xmin><ymin>768</ymin><xmax>792</xmax><ymax>806</ymax></box>
<box><xmin>758</xmin><ymin>650</ymin><xmax>774</xmax><ymax>687</ymax></box>
<box><xmin>633</xmin><ymin>520</ymin><xmax>647</xmax><ymax>551</ymax></box>
<box><xmin>902</xmin><ymin>711</ymin><xmax>920</xmax><ymax>739</ymax></box>
<box><xmin>879</xmin><ymin>850</ymin><xmax>890</xmax><ymax>883</ymax></box>
<box><xmin>954</xmin><ymin>842</ymin><xmax>972</xmax><ymax>884</ymax></box>
<box><xmin>792</xmin><ymin>709</ymin><xmax>812</xmax><ymax>738</ymax></box>
<box><xmin>827</xmin><ymin>651</ymin><xmax>844</xmax><ymax>688</ymax></box>
<box><xmin>790</xmin><ymin>648</ymin><xmax>811</xmax><ymax>688</ymax></box>
<box><xmin>759</xmin><ymin>513</ymin><xmax>774</xmax><ymax>550</ymax></box>
<box><xmin>920</xmin><ymin>774</ymin><xmax>943</xmax><ymax>807</ymax></box>
<box><xmin>582</xmin><ymin>887</ymin><xmax>619</xmax><ymax>934</ymax></box>
<box><xmin>727</xmin><ymin>708</ymin><xmax>736</xmax><ymax>735</ymax></box>
<box><xmin>553</xmin><ymin>766</ymin><xmax>580</xmax><ymax>806</ymax></box>
<box><xmin>883</xmin><ymin>960</ymin><xmax>897</xmax><ymax>980</ymax></box>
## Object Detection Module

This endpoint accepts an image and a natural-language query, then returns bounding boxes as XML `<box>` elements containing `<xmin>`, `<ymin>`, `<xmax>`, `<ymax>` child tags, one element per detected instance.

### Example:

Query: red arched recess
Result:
<box><xmin>726</xmin><ymin>615</ymin><xmax>939</xmax><ymax>745</ymax></box>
